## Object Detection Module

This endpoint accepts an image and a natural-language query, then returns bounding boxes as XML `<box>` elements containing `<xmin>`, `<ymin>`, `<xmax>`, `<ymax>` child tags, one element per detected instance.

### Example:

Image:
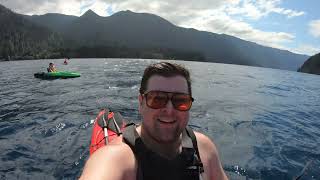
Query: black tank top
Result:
<box><xmin>123</xmin><ymin>124</ymin><xmax>204</xmax><ymax>180</ymax></box>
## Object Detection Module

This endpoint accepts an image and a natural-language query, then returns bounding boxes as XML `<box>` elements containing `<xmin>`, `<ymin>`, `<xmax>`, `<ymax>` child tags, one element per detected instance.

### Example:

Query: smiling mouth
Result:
<box><xmin>157</xmin><ymin>119</ymin><xmax>176</xmax><ymax>124</ymax></box>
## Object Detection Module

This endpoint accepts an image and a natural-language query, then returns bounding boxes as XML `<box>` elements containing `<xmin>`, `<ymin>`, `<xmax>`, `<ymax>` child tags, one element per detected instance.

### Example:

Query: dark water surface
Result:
<box><xmin>0</xmin><ymin>58</ymin><xmax>319</xmax><ymax>180</ymax></box>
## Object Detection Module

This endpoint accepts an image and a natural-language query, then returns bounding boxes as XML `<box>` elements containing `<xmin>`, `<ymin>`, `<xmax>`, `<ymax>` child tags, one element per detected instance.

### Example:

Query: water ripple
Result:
<box><xmin>1</xmin><ymin>59</ymin><xmax>319</xmax><ymax>179</ymax></box>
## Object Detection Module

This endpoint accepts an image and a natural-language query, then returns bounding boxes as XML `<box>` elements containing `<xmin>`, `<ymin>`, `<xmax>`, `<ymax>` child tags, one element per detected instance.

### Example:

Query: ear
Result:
<box><xmin>139</xmin><ymin>94</ymin><xmax>143</xmax><ymax>105</ymax></box>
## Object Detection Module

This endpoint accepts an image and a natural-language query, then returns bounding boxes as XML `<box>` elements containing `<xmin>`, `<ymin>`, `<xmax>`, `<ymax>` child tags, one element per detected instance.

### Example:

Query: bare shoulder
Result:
<box><xmin>194</xmin><ymin>131</ymin><xmax>229</xmax><ymax>180</ymax></box>
<box><xmin>80</xmin><ymin>137</ymin><xmax>137</xmax><ymax>180</ymax></box>
<box><xmin>194</xmin><ymin>132</ymin><xmax>217</xmax><ymax>152</ymax></box>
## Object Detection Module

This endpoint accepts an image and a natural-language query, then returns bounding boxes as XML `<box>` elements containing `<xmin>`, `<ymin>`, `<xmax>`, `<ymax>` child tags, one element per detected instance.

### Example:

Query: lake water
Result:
<box><xmin>0</xmin><ymin>58</ymin><xmax>319</xmax><ymax>180</ymax></box>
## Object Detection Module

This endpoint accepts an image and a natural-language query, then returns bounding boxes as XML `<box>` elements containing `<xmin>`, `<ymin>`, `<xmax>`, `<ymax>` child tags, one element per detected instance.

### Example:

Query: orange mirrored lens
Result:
<box><xmin>172</xmin><ymin>94</ymin><xmax>192</xmax><ymax>111</ymax></box>
<box><xmin>146</xmin><ymin>91</ymin><xmax>168</xmax><ymax>108</ymax></box>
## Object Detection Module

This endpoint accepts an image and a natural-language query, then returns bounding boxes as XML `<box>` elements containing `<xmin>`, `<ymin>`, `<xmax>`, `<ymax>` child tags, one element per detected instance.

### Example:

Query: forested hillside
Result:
<box><xmin>0</xmin><ymin>4</ymin><xmax>65</xmax><ymax>60</ymax></box>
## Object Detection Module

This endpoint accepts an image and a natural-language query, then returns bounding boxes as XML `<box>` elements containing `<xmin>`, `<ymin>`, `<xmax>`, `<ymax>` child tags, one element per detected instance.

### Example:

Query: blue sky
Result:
<box><xmin>1</xmin><ymin>0</ymin><xmax>319</xmax><ymax>56</ymax></box>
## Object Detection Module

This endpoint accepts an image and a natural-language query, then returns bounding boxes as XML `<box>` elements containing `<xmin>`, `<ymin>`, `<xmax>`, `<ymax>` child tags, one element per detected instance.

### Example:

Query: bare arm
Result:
<box><xmin>195</xmin><ymin>132</ymin><xmax>228</xmax><ymax>180</ymax></box>
<box><xmin>79</xmin><ymin>143</ymin><xmax>137</xmax><ymax>180</ymax></box>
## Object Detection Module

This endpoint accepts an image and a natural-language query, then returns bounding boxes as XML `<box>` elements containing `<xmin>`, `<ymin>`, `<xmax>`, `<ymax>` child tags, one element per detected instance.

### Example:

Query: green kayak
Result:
<box><xmin>34</xmin><ymin>71</ymin><xmax>81</xmax><ymax>79</ymax></box>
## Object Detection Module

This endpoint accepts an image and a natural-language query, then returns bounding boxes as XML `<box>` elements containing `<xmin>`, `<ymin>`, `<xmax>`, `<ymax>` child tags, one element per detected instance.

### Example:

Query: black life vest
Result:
<box><xmin>123</xmin><ymin>124</ymin><xmax>204</xmax><ymax>180</ymax></box>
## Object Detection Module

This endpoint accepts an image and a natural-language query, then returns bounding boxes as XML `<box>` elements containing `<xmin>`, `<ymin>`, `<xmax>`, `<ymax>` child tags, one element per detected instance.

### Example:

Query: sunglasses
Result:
<box><xmin>143</xmin><ymin>91</ymin><xmax>194</xmax><ymax>111</ymax></box>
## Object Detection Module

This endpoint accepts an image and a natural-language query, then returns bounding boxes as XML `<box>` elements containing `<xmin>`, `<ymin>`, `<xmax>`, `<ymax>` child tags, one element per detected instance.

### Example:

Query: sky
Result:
<box><xmin>1</xmin><ymin>0</ymin><xmax>319</xmax><ymax>56</ymax></box>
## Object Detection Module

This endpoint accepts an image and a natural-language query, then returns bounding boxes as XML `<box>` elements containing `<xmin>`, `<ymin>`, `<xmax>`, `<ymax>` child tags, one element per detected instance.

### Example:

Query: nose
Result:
<box><xmin>162</xmin><ymin>99</ymin><xmax>175</xmax><ymax>114</ymax></box>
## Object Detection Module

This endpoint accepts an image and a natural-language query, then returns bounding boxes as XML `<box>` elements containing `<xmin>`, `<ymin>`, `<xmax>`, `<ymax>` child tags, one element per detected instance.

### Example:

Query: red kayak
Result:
<box><xmin>89</xmin><ymin>109</ymin><xmax>126</xmax><ymax>155</ymax></box>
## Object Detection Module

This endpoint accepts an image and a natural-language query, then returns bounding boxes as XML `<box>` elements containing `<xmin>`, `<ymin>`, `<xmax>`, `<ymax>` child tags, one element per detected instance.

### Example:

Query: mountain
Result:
<box><xmin>25</xmin><ymin>9</ymin><xmax>308</xmax><ymax>70</ymax></box>
<box><xmin>298</xmin><ymin>53</ymin><xmax>320</xmax><ymax>75</ymax></box>
<box><xmin>0</xmin><ymin>4</ymin><xmax>309</xmax><ymax>71</ymax></box>
<box><xmin>0</xmin><ymin>4</ymin><xmax>65</xmax><ymax>60</ymax></box>
<box><xmin>23</xmin><ymin>13</ymin><xmax>77</xmax><ymax>33</ymax></box>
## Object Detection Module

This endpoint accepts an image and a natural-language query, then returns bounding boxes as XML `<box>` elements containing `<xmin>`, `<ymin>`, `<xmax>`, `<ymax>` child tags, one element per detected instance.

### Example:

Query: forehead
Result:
<box><xmin>146</xmin><ymin>75</ymin><xmax>188</xmax><ymax>93</ymax></box>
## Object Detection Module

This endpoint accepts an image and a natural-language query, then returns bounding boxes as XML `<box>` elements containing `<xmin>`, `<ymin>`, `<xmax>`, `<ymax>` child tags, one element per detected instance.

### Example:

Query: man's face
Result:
<box><xmin>139</xmin><ymin>75</ymin><xmax>190</xmax><ymax>143</ymax></box>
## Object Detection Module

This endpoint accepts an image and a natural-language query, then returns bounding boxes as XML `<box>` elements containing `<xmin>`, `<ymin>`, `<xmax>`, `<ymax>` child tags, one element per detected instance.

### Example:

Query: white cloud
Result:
<box><xmin>80</xmin><ymin>0</ymin><xmax>109</xmax><ymax>16</ymax></box>
<box><xmin>291</xmin><ymin>44</ymin><xmax>320</xmax><ymax>56</ymax></box>
<box><xmin>179</xmin><ymin>10</ymin><xmax>295</xmax><ymax>51</ymax></box>
<box><xmin>281</xmin><ymin>9</ymin><xmax>305</xmax><ymax>18</ymax></box>
<box><xmin>0</xmin><ymin>0</ymin><xmax>304</xmax><ymax>21</ymax></box>
<box><xmin>0</xmin><ymin>0</ymin><xmax>84</xmax><ymax>16</ymax></box>
<box><xmin>109</xmin><ymin>0</ymin><xmax>224</xmax><ymax>12</ymax></box>
<box><xmin>80</xmin><ymin>0</ymin><xmax>95</xmax><ymax>14</ymax></box>
<box><xmin>55</xmin><ymin>0</ymin><xmax>83</xmax><ymax>16</ymax></box>
<box><xmin>226</xmin><ymin>1</ymin><xmax>265</xmax><ymax>20</ymax></box>
<box><xmin>225</xmin><ymin>0</ymin><xmax>305</xmax><ymax>20</ymax></box>
<box><xmin>104</xmin><ymin>0</ymin><xmax>226</xmax><ymax>25</ymax></box>
<box><xmin>309</xmin><ymin>20</ymin><xmax>320</xmax><ymax>38</ymax></box>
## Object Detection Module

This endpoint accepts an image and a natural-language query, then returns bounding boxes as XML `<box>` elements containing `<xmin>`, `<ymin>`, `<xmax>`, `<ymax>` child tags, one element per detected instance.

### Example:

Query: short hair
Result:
<box><xmin>139</xmin><ymin>62</ymin><xmax>192</xmax><ymax>95</ymax></box>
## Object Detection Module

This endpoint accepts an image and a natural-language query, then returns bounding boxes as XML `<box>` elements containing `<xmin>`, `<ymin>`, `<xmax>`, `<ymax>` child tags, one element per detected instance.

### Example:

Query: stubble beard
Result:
<box><xmin>151</xmin><ymin>122</ymin><xmax>183</xmax><ymax>144</ymax></box>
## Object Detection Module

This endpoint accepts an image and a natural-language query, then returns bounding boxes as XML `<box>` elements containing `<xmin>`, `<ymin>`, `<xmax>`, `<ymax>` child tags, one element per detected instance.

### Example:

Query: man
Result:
<box><xmin>80</xmin><ymin>62</ymin><xmax>228</xmax><ymax>180</ymax></box>
<box><xmin>47</xmin><ymin>62</ymin><xmax>57</xmax><ymax>72</ymax></box>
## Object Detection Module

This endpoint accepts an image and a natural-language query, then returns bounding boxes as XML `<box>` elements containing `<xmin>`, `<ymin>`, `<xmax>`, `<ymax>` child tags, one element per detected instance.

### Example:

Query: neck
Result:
<box><xmin>137</xmin><ymin>126</ymin><xmax>182</xmax><ymax>159</ymax></box>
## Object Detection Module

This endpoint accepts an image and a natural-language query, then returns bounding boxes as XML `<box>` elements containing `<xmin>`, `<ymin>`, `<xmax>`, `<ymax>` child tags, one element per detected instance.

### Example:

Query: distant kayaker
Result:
<box><xmin>63</xmin><ymin>58</ymin><xmax>68</xmax><ymax>65</ymax></box>
<box><xmin>47</xmin><ymin>62</ymin><xmax>57</xmax><ymax>72</ymax></box>
<box><xmin>80</xmin><ymin>62</ymin><xmax>228</xmax><ymax>180</ymax></box>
